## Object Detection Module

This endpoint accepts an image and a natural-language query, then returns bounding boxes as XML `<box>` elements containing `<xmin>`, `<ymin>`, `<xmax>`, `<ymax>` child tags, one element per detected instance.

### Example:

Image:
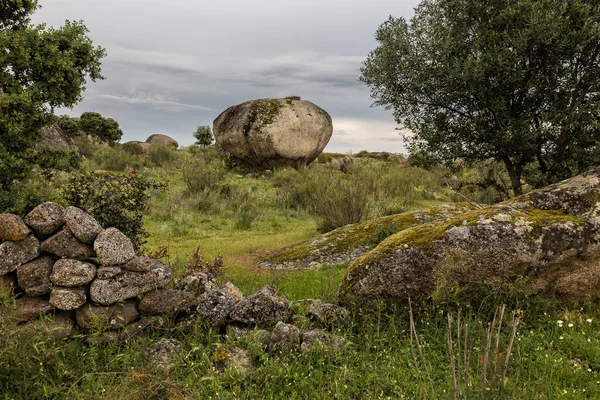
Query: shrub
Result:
<box><xmin>59</xmin><ymin>169</ymin><xmax>161</xmax><ymax>250</ymax></box>
<box><xmin>372</xmin><ymin>223</ymin><xmax>398</xmax><ymax>245</ymax></box>
<box><xmin>92</xmin><ymin>146</ymin><xmax>134</xmax><ymax>172</ymax></box>
<box><xmin>193</xmin><ymin>125</ymin><xmax>213</xmax><ymax>147</ymax></box>
<box><xmin>122</xmin><ymin>141</ymin><xmax>143</xmax><ymax>155</ymax></box>
<box><xmin>147</xmin><ymin>143</ymin><xmax>177</xmax><ymax>167</ymax></box>
<box><xmin>182</xmin><ymin>158</ymin><xmax>226</xmax><ymax>193</ymax></box>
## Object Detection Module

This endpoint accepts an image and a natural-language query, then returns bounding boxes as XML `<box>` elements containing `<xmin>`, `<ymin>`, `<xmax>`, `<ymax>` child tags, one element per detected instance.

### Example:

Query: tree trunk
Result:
<box><xmin>502</xmin><ymin>158</ymin><xmax>523</xmax><ymax>197</ymax></box>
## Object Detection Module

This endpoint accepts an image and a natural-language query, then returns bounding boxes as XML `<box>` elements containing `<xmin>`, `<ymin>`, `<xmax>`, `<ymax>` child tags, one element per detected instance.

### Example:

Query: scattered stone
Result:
<box><xmin>301</xmin><ymin>330</ymin><xmax>346</xmax><ymax>353</ymax></box>
<box><xmin>176</xmin><ymin>272</ymin><xmax>218</xmax><ymax>296</ymax></box>
<box><xmin>146</xmin><ymin>134</ymin><xmax>179</xmax><ymax>148</ymax></box>
<box><xmin>195</xmin><ymin>288</ymin><xmax>237</xmax><ymax>328</ymax></box>
<box><xmin>75</xmin><ymin>301</ymin><xmax>139</xmax><ymax>330</ymax></box>
<box><xmin>139</xmin><ymin>289</ymin><xmax>196</xmax><ymax>315</ymax></box>
<box><xmin>97</xmin><ymin>266</ymin><xmax>121</xmax><ymax>279</ymax></box>
<box><xmin>0</xmin><ymin>213</ymin><xmax>30</xmax><ymax>241</ymax></box>
<box><xmin>226</xmin><ymin>323</ymin><xmax>252</xmax><ymax>340</ymax></box>
<box><xmin>50</xmin><ymin>287</ymin><xmax>87</xmax><ymax>310</ymax></box>
<box><xmin>14</xmin><ymin>296</ymin><xmax>54</xmax><ymax>322</ymax></box>
<box><xmin>221</xmin><ymin>281</ymin><xmax>244</xmax><ymax>303</ymax></box>
<box><xmin>119</xmin><ymin>316</ymin><xmax>164</xmax><ymax>341</ymax></box>
<box><xmin>248</xmin><ymin>329</ymin><xmax>272</xmax><ymax>349</ymax></box>
<box><xmin>50</xmin><ymin>259</ymin><xmax>97</xmax><ymax>287</ymax></box>
<box><xmin>149</xmin><ymin>338</ymin><xmax>182</xmax><ymax>369</ymax></box>
<box><xmin>269</xmin><ymin>322</ymin><xmax>301</xmax><ymax>354</ymax></box>
<box><xmin>24</xmin><ymin>202</ymin><xmax>65</xmax><ymax>237</ymax></box>
<box><xmin>89</xmin><ymin>261</ymin><xmax>172</xmax><ymax>305</ymax></box>
<box><xmin>40</xmin><ymin>228</ymin><xmax>95</xmax><ymax>260</ymax></box>
<box><xmin>211</xmin><ymin>345</ymin><xmax>255</xmax><ymax>375</ymax></box>
<box><xmin>307</xmin><ymin>302</ymin><xmax>349</xmax><ymax>326</ymax></box>
<box><xmin>64</xmin><ymin>206</ymin><xmax>103</xmax><ymax>244</ymax></box>
<box><xmin>123</xmin><ymin>256</ymin><xmax>162</xmax><ymax>272</ymax></box>
<box><xmin>0</xmin><ymin>235</ymin><xmax>40</xmax><ymax>275</ymax></box>
<box><xmin>230</xmin><ymin>285</ymin><xmax>289</xmax><ymax>327</ymax></box>
<box><xmin>17</xmin><ymin>255</ymin><xmax>54</xmax><ymax>296</ymax></box>
<box><xmin>94</xmin><ymin>228</ymin><xmax>135</xmax><ymax>266</ymax></box>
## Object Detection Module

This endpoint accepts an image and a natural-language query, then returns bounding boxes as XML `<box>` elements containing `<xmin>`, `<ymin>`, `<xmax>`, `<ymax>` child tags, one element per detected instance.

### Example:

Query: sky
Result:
<box><xmin>33</xmin><ymin>0</ymin><xmax>419</xmax><ymax>153</ymax></box>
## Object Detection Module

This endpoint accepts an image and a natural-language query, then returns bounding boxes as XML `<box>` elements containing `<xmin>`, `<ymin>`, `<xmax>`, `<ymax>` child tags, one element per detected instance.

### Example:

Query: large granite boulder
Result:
<box><xmin>339</xmin><ymin>167</ymin><xmax>600</xmax><ymax>308</ymax></box>
<box><xmin>146</xmin><ymin>134</ymin><xmax>179</xmax><ymax>149</ymax></box>
<box><xmin>213</xmin><ymin>97</ymin><xmax>333</xmax><ymax>169</ymax></box>
<box><xmin>89</xmin><ymin>261</ymin><xmax>172</xmax><ymax>305</ymax></box>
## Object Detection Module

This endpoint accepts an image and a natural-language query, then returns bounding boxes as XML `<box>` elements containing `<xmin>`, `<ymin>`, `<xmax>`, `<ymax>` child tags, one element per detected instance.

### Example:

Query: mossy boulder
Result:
<box><xmin>213</xmin><ymin>97</ymin><xmax>333</xmax><ymax>168</ymax></box>
<box><xmin>258</xmin><ymin>203</ymin><xmax>476</xmax><ymax>270</ymax></box>
<box><xmin>339</xmin><ymin>167</ymin><xmax>600</xmax><ymax>308</ymax></box>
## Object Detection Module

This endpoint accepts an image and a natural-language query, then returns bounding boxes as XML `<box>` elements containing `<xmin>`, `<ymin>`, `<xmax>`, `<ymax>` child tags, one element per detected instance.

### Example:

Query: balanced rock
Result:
<box><xmin>195</xmin><ymin>288</ymin><xmax>237</xmax><ymax>328</ymax></box>
<box><xmin>213</xmin><ymin>98</ymin><xmax>333</xmax><ymax>168</ymax></box>
<box><xmin>89</xmin><ymin>261</ymin><xmax>172</xmax><ymax>305</ymax></box>
<box><xmin>211</xmin><ymin>345</ymin><xmax>255</xmax><ymax>375</ymax></box>
<box><xmin>50</xmin><ymin>287</ymin><xmax>87</xmax><ymax>310</ymax></box>
<box><xmin>146</xmin><ymin>134</ymin><xmax>179</xmax><ymax>148</ymax></box>
<box><xmin>94</xmin><ymin>228</ymin><xmax>135</xmax><ymax>266</ymax></box>
<box><xmin>139</xmin><ymin>289</ymin><xmax>196</xmax><ymax>315</ymax></box>
<box><xmin>17</xmin><ymin>255</ymin><xmax>54</xmax><ymax>296</ymax></box>
<box><xmin>76</xmin><ymin>301</ymin><xmax>139</xmax><ymax>330</ymax></box>
<box><xmin>41</xmin><ymin>228</ymin><xmax>95</xmax><ymax>260</ymax></box>
<box><xmin>269</xmin><ymin>322</ymin><xmax>301</xmax><ymax>354</ymax></box>
<box><xmin>24</xmin><ymin>202</ymin><xmax>65</xmax><ymax>237</ymax></box>
<box><xmin>229</xmin><ymin>285</ymin><xmax>289</xmax><ymax>327</ymax></box>
<box><xmin>50</xmin><ymin>259</ymin><xmax>97</xmax><ymax>287</ymax></box>
<box><xmin>0</xmin><ymin>213</ymin><xmax>30</xmax><ymax>241</ymax></box>
<box><xmin>339</xmin><ymin>167</ymin><xmax>600</xmax><ymax>308</ymax></box>
<box><xmin>0</xmin><ymin>235</ymin><xmax>40</xmax><ymax>275</ymax></box>
<box><xmin>65</xmin><ymin>206</ymin><xmax>103</xmax><ymax>244</ymax></box>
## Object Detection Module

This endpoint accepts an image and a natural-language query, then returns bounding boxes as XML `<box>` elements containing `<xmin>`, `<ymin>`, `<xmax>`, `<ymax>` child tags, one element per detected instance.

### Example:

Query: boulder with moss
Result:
<box><xmin>339</xmin><ymin>168</ymin><xmax>600</xmax><ymax>308</ymax></box>
<box><xmin>213</xmin><ymin>97</ymin><xmax>333</xmax><ymax>169</ymax></box>
<box><xmin>258</xmin><ymin>203</ymin><xmax>476</xmax><ymax>270</ymax></box>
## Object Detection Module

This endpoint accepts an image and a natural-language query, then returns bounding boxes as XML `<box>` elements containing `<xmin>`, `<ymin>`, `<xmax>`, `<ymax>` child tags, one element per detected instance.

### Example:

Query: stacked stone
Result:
<box><xmin>0</xmin><ymin>202</ymin><xmax>172</xmax><ymax>331</ymax></box>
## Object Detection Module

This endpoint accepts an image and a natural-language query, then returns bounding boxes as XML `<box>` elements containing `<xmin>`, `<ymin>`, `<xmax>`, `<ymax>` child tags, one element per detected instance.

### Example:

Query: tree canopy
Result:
<box><xmin>193</xmin><ymin>125</ymin><xmax>213</xmax><ymax>147</ymax></box>
<box><xmin>361</xmin><ymin>0</ymin><xmax>600</xmax><ymax>195</ymax></box>
<box><xmin>0</xmin><ymin>0</ymin><xmax>105</xmax><ymax>209</ymax></box>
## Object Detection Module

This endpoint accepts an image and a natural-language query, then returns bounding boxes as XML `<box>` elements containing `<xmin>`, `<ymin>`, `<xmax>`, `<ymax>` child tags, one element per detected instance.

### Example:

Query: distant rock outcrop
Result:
<box><xmin>146</xmin><ymin>134</ymin><xmax>179</xmax><ymax>148</ymax></box>
<box><xmin>213</xmin><ymin>97</ymin><xmax>333</xmax><ymax>168</ymax></box>
<box><xmin>339</xmin><ymin>167</ymin><xmax>600</xmax><ymax>308</ymax></box>
<box><xmin>33</xmin><ymin>125</ymin><xmax>80</xmax><ymax>153</ymax></box>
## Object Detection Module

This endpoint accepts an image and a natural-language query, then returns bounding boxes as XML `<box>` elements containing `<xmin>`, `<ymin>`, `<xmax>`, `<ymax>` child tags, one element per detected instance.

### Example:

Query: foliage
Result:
<box><xmin>55</xmin><ymin>115</ymin><xmax>80</xmax><ymax>138</ymax></box>
<box><xmin>79</xmin><ymin>111</ymin><xmax>123</xmax><ymax>143</ymax></box>
<box><xmin>60</xmin><ymin>169</ymin><xmax>161</xmax><ymax>250</ymax></box>
<box><xmin>361</xmin><ymin>0</ymin><xmax>600</xmax><ymax>195</ymax></box>
<box><xmin>0</xmin><ymin>1</ymin><xmax>105</xmax><ymax>210</ymax></box>
<box><xmin>91</xmin><ymin>146</ymin><xmax>135</xmax><ymax>172</ymax></box>
<box><xmin>122</xmin><ymin>141</ymin><xmax>144</xmax><ymax>155</ymax></box>
<box><xmin>193</xmin><ymin>125</ymin><xmax>213</xmax><ymax>147</ymax></box>
<box><xmin>182</xmin><ymin>157</ymin><xmax>226</xmax><ymax>194</ymax></box>
<box><xmin>372</xmin><ymin>223</ymin><xmax>398</xmax><ymax>245</ymax></box>
<box><xmin>147</xmin><ymin>143</ymin><xmax>177</xmax><ymax>167</ymax></box>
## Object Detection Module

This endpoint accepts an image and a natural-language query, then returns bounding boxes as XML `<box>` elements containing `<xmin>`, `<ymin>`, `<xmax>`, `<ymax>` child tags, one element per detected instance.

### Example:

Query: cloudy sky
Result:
<box><xmin>33</xmin><ymin>0</ymin><xmax>419</xmax><ymax>152</ymax></box>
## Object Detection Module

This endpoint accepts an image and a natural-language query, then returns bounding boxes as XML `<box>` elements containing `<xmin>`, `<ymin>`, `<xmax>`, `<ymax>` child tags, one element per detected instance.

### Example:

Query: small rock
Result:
<box><xmin>248</xmin><ymin>329</ymin><xmax>272</xmax><ymax>349</ymax></box>
<box><xmin>75</xmin><ymin>301</ymin><xmax>139</xmax><ymax>330</ymax></box>
<box><xmin>195</xmin><ymin>288</ymin><xmax>237</xmax><ymax>328</ymax></box>
<box><xmin>119</xmin><ymin>316</ymin><xmax>164</xmax><ymax>341</ymax></box>
<box><xmin>40</xmin><ymin>228</ymin><xmax>95</xmax><ymax>260</ymax></box>
<box><xmin>64</xmin><ymin>206</ymin><xmax>103</xmax><ymax>244</ymax></box>
<box><xmin>50</xmin><ymin>287</ymin><xmax>87</xmax><ymax>311</ymax></box>
<box><xmin>14</xmin><ymin>296</ymin><xmax>54</xmax><ymax>322</ymax></box>
<box><xmin>0</xmin><ymin>213</ymin><xmax>30</xmax><ymax>241</ymax></box>
<box><xmin>94</xmin><ymin>228</ymin><xmax>135</xmax><ymax>265</ymax></box>
<box><xmin>176</xmin><ymin>272</ymin><xmax>218</xmax><ymax>296</ymax></box>
<box><xmin>97</xmin><ymin>266</ymin><xmax>121</xmax><ymax>279</ymax></box>
<box><xmin>123</xmin><ymin>256</ymin><xmax>162</xmax><ymax>272</ymax></box>
<box><xmin>269</xmin><ymin>322</ymin><xmax>301</xmax><ymax>354</ymax></box>
<box><xmin>24</xmin><ymin>202</ymin><xmax>66</xmax><ymax>237</ymax></box>
<box><xmin>89</xmin><ymin>261</ymin><xmax>172</xmax><ymax>305</ymax></box>
<box><xmin>307</xmin><ymin>302</ymin><xmax>349</xmax><ymax>326</ymax></box>
<box><xmin>139</xmin><ymin>289</ymin><xmax>196</xmax><ymax>315</ymax></box>
<box><xmin>301</xmin><ymin>330</ymin><xmax>346</xmax><ymax>353</ymax></box>
<box><xmin>226</xmin><ymin>323</ymin><xmax>252</xmax><ymax>340</ymax></box>
<box><xmin>211</xmin><ymin>345</ymin><xmax>254</xmax><ymax>375</ymax></box>
<box><xmin>149</xmin><ymin>338</ymin><xmax>182</xmax><ymax>369</ymax></box>
<box><xmin>221</xmin><ymin>281</ymin><xmax>244</xmax><ymax>303</ymax></box>
<box><xmin>0</xmin><ymin>235</ymin><xmax>40</xmax><ymax>275</ymax></box>
<box><xmin>230</xmin><ymin>285</ymin><xmax>289</xmax><ymax>327</ymax></box>
<box><xmin>17</xmin><ymin>255</ymin><xmax>54</xmax><ymax>296</ymax></box>
<box><xmin>50</xmin><ymin>259</ymin><xmax>97</xmax><ymax>287</ymax></box>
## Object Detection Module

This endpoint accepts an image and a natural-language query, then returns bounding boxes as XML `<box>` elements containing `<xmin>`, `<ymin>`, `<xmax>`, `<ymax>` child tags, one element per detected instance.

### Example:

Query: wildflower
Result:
<box><xmin>557</xmin><ymin>320</ymin><xmax>564</xmax><ymax>327</ymax></box>
<box><xmin>587</xmin><ymin>318</ymin><xmax>593</xmax><ymax>323</ymax></box>
<box><xmin>560</xmin><ymin>336</ymin><xmax>564</xmax><ymax>340</ymax></box>
<box><xmin>568</xmin><ymin>323</ymin><xmax>574</xmax><ymax>328</ymax></box>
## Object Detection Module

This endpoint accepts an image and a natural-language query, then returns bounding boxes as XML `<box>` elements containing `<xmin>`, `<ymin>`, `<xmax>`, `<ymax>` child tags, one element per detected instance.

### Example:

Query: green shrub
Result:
<box><xmin>372</xmin><ymin>223</ymin><xmax>398</xmax><ymax>245</ymax></box>
<box><xmin>234</xmin><ymin>203</ymin><xmax>257</xmax><ymax>230</ymax></box>
<box><xmin>59</xmin><ymin>170</ymin><xmax>161</xmax><ymax>250</ymax></box>
<box><xmin>122</xmin><ymin>141</ymin><xmax>143</xmax><ymax>155</ymax></box>
<box><xmin>182</xmin><ymin>157</ymin><xmax>226</xmax><ymax>193</ymax></box>
<box><xmin>91</xmin><ymin>145</ymin><xmax>134</xmax><ymax>172</ymax></box>
<box><xmin>147</xmin><ymin>143</ymin><xmax>177</xmax><ymax>167</ymax></box>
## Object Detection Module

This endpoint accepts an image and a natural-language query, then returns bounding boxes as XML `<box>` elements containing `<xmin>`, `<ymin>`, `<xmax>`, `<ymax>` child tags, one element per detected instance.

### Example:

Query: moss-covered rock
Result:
<box><xmin>339</xmin><ymin>167</ymin><xmax>600</xmax><ymax>308</ymax></box>
<box><xmin>257</xmin><ymin>203</ymin><xmax>476</xmax><ymax>270</ymax></box>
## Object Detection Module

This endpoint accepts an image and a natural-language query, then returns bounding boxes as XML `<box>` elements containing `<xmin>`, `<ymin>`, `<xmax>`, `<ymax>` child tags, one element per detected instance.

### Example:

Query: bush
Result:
<box><xmin>92</xmin><ymin>146</ymin><xmax>134</xmax><ymax>172</ymax></box>
<box><xmin>147</xmin><ymin>143</ymin><xmax>177</xmax><ymax>167</ymax></box>
<box><xmin>59</xmin><ymin>169</ymin><xmax>161</xmax><ymax>250</ymax></box>
<box><xmin>182</xmin><ymin>158</ymin><xmax>226</xmax><ymax>193</ymax></box>
<box><xmin>122</xmin><ymin>141</ymin><xmax>143</xmax><ymax>155</ymax></box>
